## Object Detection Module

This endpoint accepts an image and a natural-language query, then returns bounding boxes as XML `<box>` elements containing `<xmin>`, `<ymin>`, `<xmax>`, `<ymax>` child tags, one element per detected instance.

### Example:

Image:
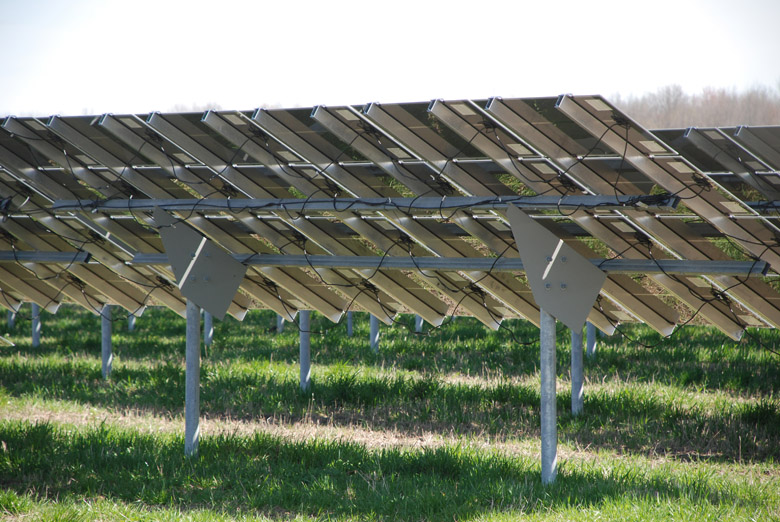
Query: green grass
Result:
<box><xmin>1</xmin><ymin>305</ymin><xmax>779</xmax><ymax>520</ymax></box>
<box><xmin>1</xmin><ymin>420</ymin><xmax>776</xmax><ymax>521</ymax></box>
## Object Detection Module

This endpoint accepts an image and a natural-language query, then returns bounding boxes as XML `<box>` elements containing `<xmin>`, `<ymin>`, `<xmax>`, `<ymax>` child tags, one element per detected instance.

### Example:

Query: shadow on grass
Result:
<box><xmin>6</xmin><ymin>307</ymin><xmax>778</xmax><ymax>398</ymax></box>
<box><xmin>0</xmin><ymin>421</ymin><xmax>760</xmax><ymax>522</ymax></box>
<box><xmin>1</xmin><ymin>353</ymin><xmax>778</xmax><ymax>463</ymax></box>
<box><xmin>590</xmin><ymin>324</ymin><xmax>780</xmax><ymax>395</ymax></box>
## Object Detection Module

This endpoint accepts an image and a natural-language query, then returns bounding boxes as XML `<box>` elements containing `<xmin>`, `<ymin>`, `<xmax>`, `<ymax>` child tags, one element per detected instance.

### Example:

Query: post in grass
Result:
<box><xmin>414</xmin><ymin>314</ymin><xmax>423</xmax><ymax>333</ymax></box>
<box><xmin>571</xmin><ymin>325</ymin><xmax>583</xmax><ymax>416</ymax></box>
<box><xmin>586</xmin><ymin>321</ymin><xmax>597</xmax><ymax>357</ymax></box>
<box><xmin>370</xmin><ymin>314</ymin><xmax>379</xmax><ymax>352</ymax></box>
<box><xmin>203</xmin><ymin>310</ymin><xmax>213</xmax><ymax>347</ymax></box>
<box><xmin>101</xmin><ymin>304</ymin><xmax>112</xmax><ymax>379</ymax></box>
<box><xmin>299</xmin><ymin>310</ymin><xmax>311</xmax><ymax>392</ymax></box>
<box><xmin>31</xmin><ymin>303</ymin><xmax>41</xmax><ymax>348</ymax></box>
<box><xmin>185</xmin><ymin>300</ymin><xmax>201</xmax><ymax>457</ymax></box>
<box><xmin>540</xmin><ymin>308</ymin><xmax>557</xmax><ymax>485</ymax></box>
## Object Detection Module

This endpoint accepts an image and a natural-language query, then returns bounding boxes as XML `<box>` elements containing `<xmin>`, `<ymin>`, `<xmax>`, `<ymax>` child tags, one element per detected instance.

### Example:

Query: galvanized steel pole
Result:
<box><xmin>31</xmin><ymin>303</ymin><xmax>40</xmax><ymax>348</ymax></box>
<box><xmin>101</xmin><ymin>304</ymin><xmax>112</xmax><ymax>379</ymax></box>
<box><xmin>299</xmin><ymin>310</ymin><xmax>311</xmax><ymax>392</ymax></box>
<box><xmin>346</xmin><ymin>311</ymin><xmax>353</xmax><ymax>337</ymax></box>
<box><xmin>415</xmin><ymin>315</ymin><xmax>423</xmax><ymax>333</ymax></box>
<box><xmin>586</xmin><ymin>322</ymin><xmax>597</xmax><ymax>357</ymax></box>
<box><xmin>7</xmin><ymin>310</ymin><xmax>15</xmax><ymax>329</ymax></box>
<box><xmin>370</xmin><ymin>315</ymin><xmax>379</xmax><ymax>352</ymax></box>
<box><xmin>185</xmin><ymin>300</ymin><xmax>200</xmax><ymax>457</ymax></box>
<box><xmin>540</xmin><ymin>308</ymin><xmax>557</xmax><ymax>485</ymax></box>
<box><xmin>127</xmin><ymin>314</ymin><xmax>136</xmax><ymax>332</ymax></box>
<box><xmin>571</xmin><ymin>327</ymin><xmax>583</xmax><ymax>416</ymax></box>
<box><xmin>276</xmin><ymin>314</ymin><xmax>284</xmax><ymax>333</ymax></box>
<box><xmin>203</xmin><ymin>311</ymin><xmax>213</xmax><ymax>347</ymax></box>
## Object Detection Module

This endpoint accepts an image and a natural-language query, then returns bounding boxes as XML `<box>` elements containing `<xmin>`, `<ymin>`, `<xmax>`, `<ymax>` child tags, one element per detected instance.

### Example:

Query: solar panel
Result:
<box><xmin>0</xmin><ymin>97</ymin><xmax>778</xmax><ymax>340</ymax></box>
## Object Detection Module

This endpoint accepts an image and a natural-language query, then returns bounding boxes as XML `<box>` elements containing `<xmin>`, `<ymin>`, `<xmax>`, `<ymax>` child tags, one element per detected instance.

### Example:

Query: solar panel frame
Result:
<box><xmin>0</xmin><ymin>96</ymin><xmax>777</xmax><ymax>338</ymax></box>
<box><xmin>481</xmin><ymin>97</ymin><xmax>762</xmax><ymax>339</ymax></box>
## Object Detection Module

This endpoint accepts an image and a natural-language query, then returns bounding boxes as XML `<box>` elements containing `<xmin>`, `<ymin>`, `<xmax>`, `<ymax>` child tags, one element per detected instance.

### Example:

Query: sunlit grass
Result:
<box><xmin>1</xmin><ymin>420</ymin><xmax>777</xmax><ymax>522</ymax></box>
<box><xmin>1</xmin><ymin>305</ymin><xmax>779</xmax><ymax>520</ymax></box>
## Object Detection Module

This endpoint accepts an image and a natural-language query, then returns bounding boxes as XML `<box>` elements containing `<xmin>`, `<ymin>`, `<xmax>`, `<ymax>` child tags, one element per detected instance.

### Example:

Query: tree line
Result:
<box><xmin>613</xmin><ymin>84</ymin><xmax>780</xmax><ymax>129</ymax></box>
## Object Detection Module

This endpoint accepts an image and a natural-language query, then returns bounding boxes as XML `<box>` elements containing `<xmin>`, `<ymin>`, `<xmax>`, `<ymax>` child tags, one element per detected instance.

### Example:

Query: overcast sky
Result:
<box><xmin>1</xmin><ymin>0</ymin><xmax>779</xmax><ymax>116</ymax></box>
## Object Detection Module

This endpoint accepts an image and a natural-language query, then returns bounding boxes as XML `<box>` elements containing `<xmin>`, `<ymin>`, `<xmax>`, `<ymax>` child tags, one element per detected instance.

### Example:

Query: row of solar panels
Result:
<box><xmin>0</xmin><ymin>95</ymin><xmax>779</xmax><ymax>340</ymax></box>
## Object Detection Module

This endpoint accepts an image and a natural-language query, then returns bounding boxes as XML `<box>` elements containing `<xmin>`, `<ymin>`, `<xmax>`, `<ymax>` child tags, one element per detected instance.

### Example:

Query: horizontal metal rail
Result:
<box><xmin>0</xmin><ymin>249</ymin><xmax>765</xmax><ymax>276</ymax></box>
<box><xmin>128</xmin><ymin>253</ymin><xmax>769</xmax><ymax>277</ymax></box>
<box><xmin>0</xmin><ymin>251</ymin><xmax>91</xmax><ymax>263</ymax></box>
<box><xmin>48</xmin><ymin>194</ymin><xmax>681</xmax><ymax>214</ymax></box>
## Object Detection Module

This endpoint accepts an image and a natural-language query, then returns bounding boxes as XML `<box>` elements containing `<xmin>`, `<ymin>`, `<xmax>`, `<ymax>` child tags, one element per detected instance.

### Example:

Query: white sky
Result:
<box><xmin>1</xmin><ymin>0</ymin><xmax>779</xmax><ymax>116</ymax></box>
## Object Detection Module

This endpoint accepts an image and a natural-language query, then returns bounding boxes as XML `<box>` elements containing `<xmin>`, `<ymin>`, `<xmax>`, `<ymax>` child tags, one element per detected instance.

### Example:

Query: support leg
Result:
<box><xmin>346</xmin><ymin>311</ymin><xmax>353</xmax><ymax>337</ymax></box>
<box><xmin>540</xmin><ymin>308</ymin><xmax>557</xmax><ymax>485</ymax></box>
<box><xmin>31</xmin><ymin>303</ymin><xmax>40</xmax><ymax>348</ymax></box>
<box><xmin>586</xmin><ymin>322</ymin><xmax>597</xmax><ymax>358</ymax></box>
<box><xmin>370</xmin><ymin>314</ymin><xmax>379</xmax><ymax>352</ymax></box>
<box><xmin>7</xmin><ymin>310</ymin><xmax>15</xmax><ymax>329</ymax></box>
<box><xmin>127</xmin><ymin>314</ymin><xmax>136</xmax><ymax>332</ymax></box>
<box><xmin>185</xmin><ymin>300</ymin><xmax>200</xmax><ymax>457</ymax></box>
<box><xmin>101</xmin><ymin>304</ymin><xmax>112</xmax><ymax>379</ymax></box>
<box><xmin>203</xmin><ymin>311</ymin><xmax>213</xmax><ymax>347</ymax></box>
<box><xmin>571</xmin><ymin>327</ymin><xmax>583</xmax><ymax>417</ymax></box>
<box><xmin>276</xmin><ymin>314</ymin><xmax>284</xmax><ymax>333</ymax></box>
<box><xmin>414</xmin><ymin>314</ymin><xmax>423</xmax><ymax>333</ymax></box>
<box><xmin>299</xmin><ymin>310</ymin><xmax>311</xmax><ymax>392</ymax></box>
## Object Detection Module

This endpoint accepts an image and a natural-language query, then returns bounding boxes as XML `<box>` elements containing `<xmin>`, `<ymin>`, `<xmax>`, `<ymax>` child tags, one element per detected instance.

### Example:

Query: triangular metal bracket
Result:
<box><xmin>506</xmin><ymin>204</ymin><xmax>606</xmax><ymax>331</ymax></box>
<box><xmin>153</xmin><ymin>207</ymin><xmax>247</xmax><ymax>320</ymax></box>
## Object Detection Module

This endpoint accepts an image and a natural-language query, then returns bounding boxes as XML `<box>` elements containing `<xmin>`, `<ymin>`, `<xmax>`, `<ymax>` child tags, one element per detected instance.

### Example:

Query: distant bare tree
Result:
<box><xmin>168</xmin><ymin>102</ymin><xmax>223</xmax><ymax>112</ymax></box>
<box><xmin>614</xmin><ymin>84</ymin><xmax>780</xmax><ymax>128</ymax></box>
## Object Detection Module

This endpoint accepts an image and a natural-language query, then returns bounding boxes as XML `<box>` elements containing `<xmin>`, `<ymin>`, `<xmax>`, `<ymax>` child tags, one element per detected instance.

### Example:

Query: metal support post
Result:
<box><xmin>203</xmin><ymin>311</ymin><xmax>213</xmax><ymax>347</ymax></box>
<box><xmin>299</xmin><ymin>310</ymin><xmax>311</xmax><ymax>392</ymax></box>
<box><xmin>101</xmin><ymin>304</ymin><xmax>112</xmax><ymax>379</ymax></box>
<box><xmin>586</xmin><ymin>322</ymin><xmax>597</xmax><ymax>357</ymax></box>
<box><xmin>276</xmin><ymin>314</ymin><xmax>284</xmax><ymax>333</ymax></box>
<box><xmin>185</xmin><ymin>300</ymin><xmax>200</xmax><ymax>457</ymax></box>
<box><xmin>346</xmin><ymin>311</ymin><xmax>353</xmax><ymax>337</ymax></box>
<box><xmin>415</xmin><ymin>314</ymin><xmax>423</xmax><ymax>333</ymax></box>
<box><xmin>127</xmin><ymin>314</ymin><xmax>136</xmax><ymax>332</ymax></box>
<box><xmin>31</xmin><ymin>303</ymin><xmax>40</xmax><ymax>348</ymax></box>
<box><xmin>540</xmin><ymin>308</ymin><xmax>557</xmax><ymax>485</ymax></box>
<box><xmin>571</xmin><ymin>326</ymin><xmax>583</xmax><ymax>417</ymax></box>
<box><xmin>370</xmin><ymin>314</ymin><xmax>379</xmax><ymax>352</ymax></box>
<box><xmin>7</xmin><ymin>310</ymin><xmax>15</xmax><ymax>329</ymax></box>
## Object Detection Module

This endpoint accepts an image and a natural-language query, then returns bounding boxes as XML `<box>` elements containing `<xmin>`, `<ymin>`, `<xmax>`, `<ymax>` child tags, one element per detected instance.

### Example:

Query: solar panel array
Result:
<box><xmin>1</xmin><ymin>95</ymin><xmax>779</xmax><ymax>341</ymax></box>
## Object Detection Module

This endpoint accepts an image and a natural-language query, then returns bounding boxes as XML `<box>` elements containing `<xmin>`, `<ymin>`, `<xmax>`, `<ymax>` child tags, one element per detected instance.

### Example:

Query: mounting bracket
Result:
<box><xmin>506</xmin><ymin>204</ymin><xmax>606</xmax><ymax>331</ymax></box>
<box><xmin>154</xmin><ymin>207</ymin><xmax>247</xmax><ymax>320</ymax></box>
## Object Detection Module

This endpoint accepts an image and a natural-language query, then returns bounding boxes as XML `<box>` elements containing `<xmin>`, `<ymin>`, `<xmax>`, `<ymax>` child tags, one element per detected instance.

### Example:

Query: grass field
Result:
<box><xmin>0</xmin><ymin>305</ymin><xmax>778</xmax><ymax>521</ymax></box>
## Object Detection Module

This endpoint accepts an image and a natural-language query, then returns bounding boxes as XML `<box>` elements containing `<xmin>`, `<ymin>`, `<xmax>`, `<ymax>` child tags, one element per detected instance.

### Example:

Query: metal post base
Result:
<box><xmin>300</xmin><ymin>310</ymin><xmax>311</xmax><ymax>392</ymax></box>
<box><xmin>540</xmin><ymin>308</ymin><xmax>557</xmax><ymax>485</ymax></box>
<box><xmin>101</xmin><ymin>304</ymin><xmax>112</xmax><ymax>379</ymax></box>
<box><xmin>31</xmin><ymin>303</ymin><xmax>41</xmax><ymax>348</ymax></box>
<box><xmin>370</xmin><ymin>315</ymin><xmax>379</xmax><ymax>352</ymax></box>
<box><xmin>414</xmin><ymin>315</ymin><xmax>423</xmax><ymax>333</ymax></box>
<box><xmin>203</xmin><ymin>311</ymin><xmax>213</xmax><ymax>347</ymax></box>
<box><xmin>586</xmin><ymin>322</ymin><xmax>597</xmax><ymax>357</ymax></box>
<box><xmin>185</xmin><ymin>300</ymin><xmax>200</xmax><ymax>457</ymax></box>
<box><xmin>571</xmin><ymin>327</ymin><xmax>583</xmax><ymax>416</ymax></box>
